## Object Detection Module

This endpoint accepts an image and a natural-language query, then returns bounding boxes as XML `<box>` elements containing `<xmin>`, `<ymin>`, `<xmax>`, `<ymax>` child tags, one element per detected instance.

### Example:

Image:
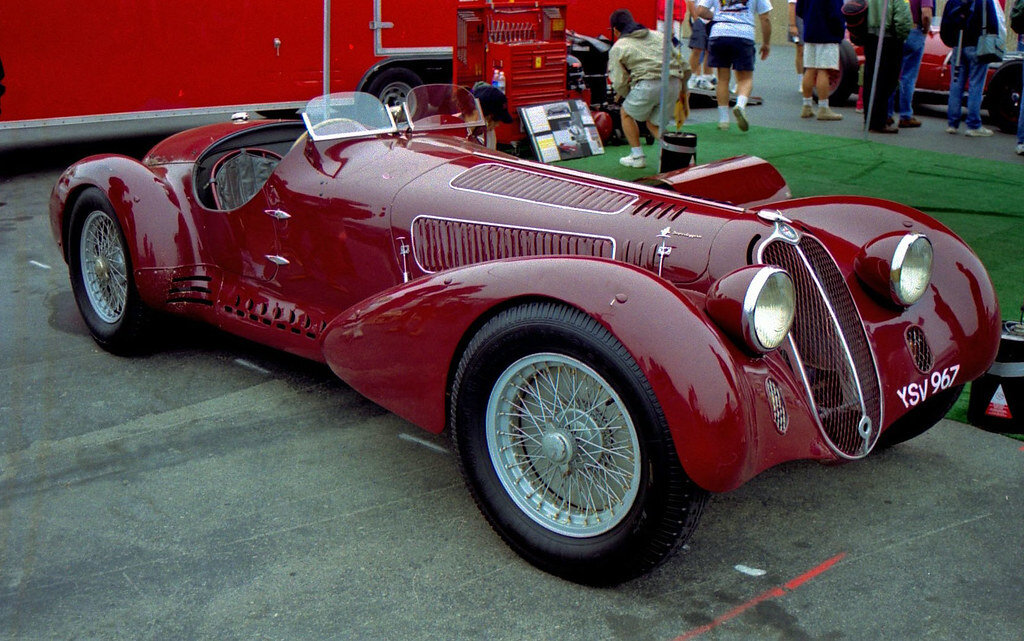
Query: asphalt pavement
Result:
<box><xmin>2</xmin><ymin>47</ymin><xmax>1023</xmax><ymax>640</ymax></box>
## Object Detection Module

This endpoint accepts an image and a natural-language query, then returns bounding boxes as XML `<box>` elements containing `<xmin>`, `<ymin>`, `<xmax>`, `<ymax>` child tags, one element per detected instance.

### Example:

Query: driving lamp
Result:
<box><xmin>855</xmin><ymin>233</ymin><xmax>933</xmax><ymax>307</ymax></box>
<box><xmin>707</xmin><ymin>266</ymin><xmax>796</xmax><ymax>354</ymax></box>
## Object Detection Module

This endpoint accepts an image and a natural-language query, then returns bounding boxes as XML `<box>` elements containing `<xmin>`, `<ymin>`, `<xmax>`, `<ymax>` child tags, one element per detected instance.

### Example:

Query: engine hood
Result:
<box><xmin>389</xmin><ymin>154</ymin><xmax>769</xmax><ymax>285</ymax></box>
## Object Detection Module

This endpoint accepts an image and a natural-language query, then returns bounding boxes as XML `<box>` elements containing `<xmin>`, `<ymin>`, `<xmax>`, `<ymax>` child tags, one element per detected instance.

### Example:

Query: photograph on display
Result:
<box><xmin>518</xmin><ymin>99</ymin><xmax>604</xmax><ymax>163</ymax></box>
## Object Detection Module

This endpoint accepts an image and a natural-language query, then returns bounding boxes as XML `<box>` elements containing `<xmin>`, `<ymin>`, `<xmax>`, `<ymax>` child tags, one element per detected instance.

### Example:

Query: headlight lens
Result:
<box><xmin>747</xmin><ymin>268</ymin><xmax>796</xmax><ymax>352</ymax></box>
<box><xmin>707</xmin><ymin>266</ymin><xmax>796</xmax><ymax>354</ymax></box>
<box><xmin>891</xmin><ymin>234</ymin><xmax>933</xmax><ymax>306</ymax></box>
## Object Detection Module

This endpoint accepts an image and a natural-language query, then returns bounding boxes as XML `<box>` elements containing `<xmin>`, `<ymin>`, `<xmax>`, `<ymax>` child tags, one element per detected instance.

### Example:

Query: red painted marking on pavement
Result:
<box><xmin>672</xmin><ymin>553</ymin><xmax>847</xmax><ymax>641</ymax></box>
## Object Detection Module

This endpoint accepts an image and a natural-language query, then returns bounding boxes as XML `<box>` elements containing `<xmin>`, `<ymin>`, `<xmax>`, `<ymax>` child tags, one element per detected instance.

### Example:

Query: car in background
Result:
<box><xmin>830</xmin><ymin>25</ymin><xmax>1022</xmax><ymax>132</ymax></box>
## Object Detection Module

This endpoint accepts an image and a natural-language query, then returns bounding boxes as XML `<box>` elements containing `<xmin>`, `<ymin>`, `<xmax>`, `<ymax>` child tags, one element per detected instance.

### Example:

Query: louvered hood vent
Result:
<box><xmin>450</xmin><ymin>163</ymin><xmax>637</xmax><ymax>214</ymax></box>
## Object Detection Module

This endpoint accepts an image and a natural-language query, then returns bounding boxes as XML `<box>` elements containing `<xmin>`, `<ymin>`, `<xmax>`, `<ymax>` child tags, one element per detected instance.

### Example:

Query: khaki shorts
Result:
<box><xmin>803</xmin><ymin>42</ymin><xmax>840</xmax><ymax>70</ymax></box>
<box><xmin>623</xmin><ymin>77</ymin><xmax>684</xmax><ymax>124</ymax></box>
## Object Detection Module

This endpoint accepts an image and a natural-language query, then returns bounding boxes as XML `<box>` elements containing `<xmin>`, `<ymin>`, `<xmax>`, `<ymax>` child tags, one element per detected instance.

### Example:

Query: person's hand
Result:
<box><xmin>788</xmin><ymin>24</ymin><xmax>799</xmax><ymax>39</ymax></box>
<box><xmin>760</xmin><ymin>43</ymin><xmax>771</xmax><ymax>60</ymax></box>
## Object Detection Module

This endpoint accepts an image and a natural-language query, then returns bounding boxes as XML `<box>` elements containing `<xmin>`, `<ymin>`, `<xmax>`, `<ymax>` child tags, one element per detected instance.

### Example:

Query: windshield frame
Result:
<box><xmin>301</xmin><ymin>92</ymin><xmax>398</xmax><ymax>142</ymax></box>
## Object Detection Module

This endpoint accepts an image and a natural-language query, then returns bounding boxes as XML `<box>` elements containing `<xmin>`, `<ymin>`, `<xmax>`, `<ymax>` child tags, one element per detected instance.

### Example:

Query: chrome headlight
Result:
<box><xmin>856</xmin><ymin>232</ymin><xmax>933</xmax><ymax>307</ymax></box>
<box><xmin>890</xmin><ymin>234</ymin><xmax>933</xmax><ymax>306</ymax></box>
<box><xmin>707</xmin><ymin>266</ymin><xmax>796</xmax><ymax>354</ymax></box>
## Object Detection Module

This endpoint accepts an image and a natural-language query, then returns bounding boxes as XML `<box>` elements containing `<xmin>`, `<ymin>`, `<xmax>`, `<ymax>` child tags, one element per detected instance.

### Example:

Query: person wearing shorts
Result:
<box><xmin>796</xmin><ymin>0</ymin><xmax>845</xmax><ymax>121</ymax></box>
<box><xmin>608</xmin><ymin>9</ymin><xmax>689</xmax><ymax>168</ymax></box>
<box><xmin>695</xmin><ymin>0</ymin><xmax>773</xmax><ymax>131</ymax></box>
<box><xmin>686</xmin><ymin>0</ymin><xmax>715</xmax><ymax>89</ymax></box>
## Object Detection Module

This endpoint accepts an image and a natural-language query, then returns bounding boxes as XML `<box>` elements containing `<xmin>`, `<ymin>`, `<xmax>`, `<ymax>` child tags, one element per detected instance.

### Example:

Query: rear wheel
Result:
<box><xmin>365</xmin><ymin>67</ymin><xmax>423</xmax><ymax>107</ymax></box>
<box><xmin>984</xmin><ymin>61</ymin><xmax>1022</xmax><ymax>134</ymax></box>
<box><xmin>450</xmin><ymin>303</ymin><xmax>707</xmax><ymax>585</ymax></box>
<box><xmin>68</xmin><ymin>188</ymin><xmax>151</xmax><ymax>353</ymax></box>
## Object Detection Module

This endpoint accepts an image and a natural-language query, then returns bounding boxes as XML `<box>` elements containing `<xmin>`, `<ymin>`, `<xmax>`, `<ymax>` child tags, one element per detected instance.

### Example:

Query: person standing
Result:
<box><xmin>946</xmin><ymin>0</ymin><xmax>1002</xmax><ymax>137</ymax></box>
<box><xmin>789</xmin><ymin>0</ymin><xmax>806</xmax><ymax>91</ymax></box>
<box><xmin>608</xmin><ymin>8</ymin><xmax>690</xmax><ymax>168</ymax></box>
<box><xmin>862</xmin><ymin>0</ymin><xmax>912</xmax><ymax>133</ymax></box>
<box><xmin>888</xmin><ymin>0</ymin><xmax>934</xmax><ymax>127</ymax></box>
<box><xmin>695</xmin><ymin>0</ymin><xmax>774</xmax><ymax>131</ymax></box>
<box><xmin>686</xmin><ymin>0</ymin><xmax>716</xmax><ymax>89</ymax></box>
<box><xmin>796</xmin><ymin>0</ymin><xmax>846</xmax><ymax>121</ymax></box>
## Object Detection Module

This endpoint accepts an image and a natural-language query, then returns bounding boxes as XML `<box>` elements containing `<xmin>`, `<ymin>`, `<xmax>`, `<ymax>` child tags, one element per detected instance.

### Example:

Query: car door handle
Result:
<box><xmin>266</xmin><ymin>255</ymin><xmax>290</xmax><ymax>265</ymax></box>
<box><xmin>265</xmin><ymin>209</ymin><xmax>291</xmax><ymax>220</ymax></box>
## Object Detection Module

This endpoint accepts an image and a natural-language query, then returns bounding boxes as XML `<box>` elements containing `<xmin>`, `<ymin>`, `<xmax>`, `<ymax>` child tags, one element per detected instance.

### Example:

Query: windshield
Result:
<box><xmin>301</xmin><ymin>85</ymin><xmax>487</xmax><ymax>141</ymax></box>
<box><xmin>405</xmin><ymin>84</ymin><xmax>485</xmax><ymax>132</ymax></box>
<box><xmin>301</xmin><ymin>93</ymin><xmax>398</xmax><ymax>141</ymax></box>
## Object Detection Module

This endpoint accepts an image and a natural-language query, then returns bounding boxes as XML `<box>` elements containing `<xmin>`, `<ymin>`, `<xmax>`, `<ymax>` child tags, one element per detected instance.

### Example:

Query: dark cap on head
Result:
<box><xmin>609</xmin><ymin>8</ymin><xmax>637</xmax><ymax>33</ymax></box>
<box><xmin>471</xmin><ymin>84</ymin><xmax>513</xmax><ymax>123</ymax></box>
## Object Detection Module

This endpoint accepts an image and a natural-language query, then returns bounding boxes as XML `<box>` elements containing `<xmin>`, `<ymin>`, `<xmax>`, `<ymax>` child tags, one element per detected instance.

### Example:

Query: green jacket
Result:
<box><xmin>607</xmin><ymin>28</ymin><xmax>688</xmax><ymax>99</ymax></box>
<box><xmin>867</xmin><ymin>0</ymin><xmax>913</xmax><ymax>39</ymax></box>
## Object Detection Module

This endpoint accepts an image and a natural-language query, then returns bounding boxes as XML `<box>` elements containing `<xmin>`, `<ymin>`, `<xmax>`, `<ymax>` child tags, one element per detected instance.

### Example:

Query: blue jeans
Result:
<box><xmin>947</xmin><ymin>45</ymin><xmax>989</xmax><ymax>131</ymax></box>
<box><xmin>888</xmin><ymin>28</ymin><xmax>926</xmax><ymax>120</ymax></box>
<box><xmin>1017</xmin><ymin>61</ymin><xmax>1024</xmax><ymax>145</ymax></box>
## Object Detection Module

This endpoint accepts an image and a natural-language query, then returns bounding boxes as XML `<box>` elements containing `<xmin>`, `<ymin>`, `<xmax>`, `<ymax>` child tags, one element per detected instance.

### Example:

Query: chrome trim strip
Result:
<box><xmin>409</xmin><ymin>214</ymin><xmax>617</xmax><ymax>275</ymax></box>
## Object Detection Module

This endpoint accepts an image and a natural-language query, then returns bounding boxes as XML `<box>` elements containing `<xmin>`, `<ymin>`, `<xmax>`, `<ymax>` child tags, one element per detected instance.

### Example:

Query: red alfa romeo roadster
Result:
<box><xmin>50</xmin><ymin>85</ymin><xmax>1001</xmax><ymax>585</ymax></box>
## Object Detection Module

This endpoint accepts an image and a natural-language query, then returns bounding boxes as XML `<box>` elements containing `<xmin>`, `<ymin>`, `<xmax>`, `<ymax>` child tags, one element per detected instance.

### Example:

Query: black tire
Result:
<box><xmin>67</xmin><ymin>188</ymin><xmax>152</xmax><ymax>354</ymax></box>
<box><xmin>875</xmin><ymin>384</ymin><xmax>964</xmax><ymax>449</ymax></box>
<box><xmin>450</xmin><ymin>302</ymin><xmax>707</xmax><ymax>585</ymax></box>
<box><xmin>983</xmin><ymin>61</ymin><xmax>1022</xmax><ymax>134</ymax></box>
<box><xmin>365</xmin><ymin>67</ymin><xmax>423</xmax><ymax>107</ymax></box>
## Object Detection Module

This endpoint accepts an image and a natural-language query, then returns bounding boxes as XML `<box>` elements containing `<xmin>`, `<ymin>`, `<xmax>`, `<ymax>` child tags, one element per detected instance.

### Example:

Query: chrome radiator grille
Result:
<box><xmin>411</xmin><ymin>216</ymin><xmax>614</xmax><ymax>273</ymax></box>
<box><xmin>761</xmin><ymin>237</ymin><xmax>882</xmax><ymax>458</ymax></box>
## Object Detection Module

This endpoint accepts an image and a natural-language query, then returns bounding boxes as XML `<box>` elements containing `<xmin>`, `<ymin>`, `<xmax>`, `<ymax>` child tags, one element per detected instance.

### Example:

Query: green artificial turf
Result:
<box><xmin>561</xmin><ymin>124</ymin><xmax>1024</xmax><ymax>426</ymax></box>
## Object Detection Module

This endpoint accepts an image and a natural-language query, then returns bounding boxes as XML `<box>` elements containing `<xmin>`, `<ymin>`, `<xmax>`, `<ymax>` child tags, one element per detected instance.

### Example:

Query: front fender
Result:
<box><xmin>322</xmin><ymin>256</ymin><xmax>828</xmax><ymax>493</ymax></box>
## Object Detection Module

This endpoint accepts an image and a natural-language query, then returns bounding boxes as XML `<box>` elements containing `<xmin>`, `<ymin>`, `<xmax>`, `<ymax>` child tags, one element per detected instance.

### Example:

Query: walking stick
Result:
<box><xmin>864</xmin><ymin>0</ymin><xmax>891</xmax><ymax>134</ymax></box>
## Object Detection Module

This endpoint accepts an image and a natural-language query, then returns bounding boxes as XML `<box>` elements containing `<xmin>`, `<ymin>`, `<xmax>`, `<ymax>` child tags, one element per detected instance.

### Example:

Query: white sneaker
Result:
<box><xmin>733</xmin><ymin>105</ymin><xmax>749</xmax><ymax>131</ymax></box>
<box><xmin>965</xmin><ymin>127</ymin><xmax>994</xmax><ymax>137</ymax></box>
<box><xmin>695</xmin><ymin>77</ymin><xmax>715</xmax><ymax>91</ymax></box>
<box><xmin>717</xmin><ymin>121</ymin><xmax>730</xmax><ymax>130</ymax></box>
<box><xmin>619</xmin><ymin>154</ymin><xmax>646</xmax><ymax>168</ymax></box>
<box><xmin>946</xmin><ymin>125</ymin><xmax>959</xmax><ymax>134</ymax></box>
<box><xmin>1016</xmin><ymin>143</ymin><xmax>1024</xmax><ymax>156</ymax></box>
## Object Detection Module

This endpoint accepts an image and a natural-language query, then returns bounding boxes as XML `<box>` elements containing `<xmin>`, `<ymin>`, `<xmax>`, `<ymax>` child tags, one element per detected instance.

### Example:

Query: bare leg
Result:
<box><xmin>621</xmin><ymin>111</ymin><xmax>641</xmax><ymax>148</ymax></box>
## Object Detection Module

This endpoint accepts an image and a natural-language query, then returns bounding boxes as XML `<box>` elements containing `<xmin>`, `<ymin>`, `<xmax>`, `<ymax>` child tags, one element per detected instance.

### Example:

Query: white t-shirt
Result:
<box><xmin>697</xmin><ymin>0</ymin><xmax>773</xmax><ymax>41</ymax></box>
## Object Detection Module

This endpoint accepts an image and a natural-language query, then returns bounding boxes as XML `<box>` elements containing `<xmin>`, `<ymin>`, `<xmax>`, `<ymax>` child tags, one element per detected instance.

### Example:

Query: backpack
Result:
<box><xmin>940</xmin><ymin>0</ymin><xmax>975</xmax><ymax>48</ymax></box>
<box><xmin>842</xmin><ymin>0</ymin><xmax>868</xmax><ymax>45</ymax></box>
<box><xmin>1011</xmin><ymin>0</ymin><xmax>1024</xmax><ymax>35</ymax></box>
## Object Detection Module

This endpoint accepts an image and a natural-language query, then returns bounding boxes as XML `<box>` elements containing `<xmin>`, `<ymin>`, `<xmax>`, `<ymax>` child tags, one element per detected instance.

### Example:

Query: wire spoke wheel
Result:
<box><xmin>79</xmin><ymin>210</ymin><xmax>128</xmax><ymax>324</ymax></box>
<box><xmin>486</xmin><ymin>353</ymin><xmax>641</xmax><ymax>538</ymax></box>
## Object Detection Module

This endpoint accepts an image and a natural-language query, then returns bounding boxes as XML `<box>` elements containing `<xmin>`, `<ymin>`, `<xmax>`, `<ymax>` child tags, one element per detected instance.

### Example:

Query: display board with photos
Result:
<box><xmin>518</xmin><ymin>99</ymin><xmax>605</xmax><ymax>163</ymax></box>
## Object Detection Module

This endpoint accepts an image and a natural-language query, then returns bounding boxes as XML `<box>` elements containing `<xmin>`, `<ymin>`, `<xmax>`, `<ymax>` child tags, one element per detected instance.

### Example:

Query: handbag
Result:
<box><xmin>975</xmin><ymin>0</ymin><xmax>1005</xmax><ymax>64</ymax></box>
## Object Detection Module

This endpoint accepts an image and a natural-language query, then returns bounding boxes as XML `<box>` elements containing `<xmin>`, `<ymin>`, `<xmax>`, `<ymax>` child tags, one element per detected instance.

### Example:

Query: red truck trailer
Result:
<box><xmin>0</xmin><ymin>0</ymin><xmax>655</xmax><ymax>132</ymax></box>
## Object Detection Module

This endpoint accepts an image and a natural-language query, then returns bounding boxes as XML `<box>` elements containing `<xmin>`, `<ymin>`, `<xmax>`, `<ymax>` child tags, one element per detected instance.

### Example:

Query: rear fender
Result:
<box><xmin>50</xmin><ymin>155</ymin><xmax>197</xmax><ymax>306</ymax></box>
<box><xmin>322</xmin><ymin>256</ymin><xmax>825</xmax><ymax>493</ymax></box>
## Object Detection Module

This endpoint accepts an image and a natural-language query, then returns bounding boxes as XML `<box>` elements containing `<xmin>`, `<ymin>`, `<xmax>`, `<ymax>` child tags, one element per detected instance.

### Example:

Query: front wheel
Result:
<box><xmin>365</xmin><ymin>67</ymin><xmax>422</xmax><ymax>107</ymax></box>
<box><xmin>68</xmin><ymin>188</ymin><xmax>152</xmax><ymax>353</ymax></box>
<box><xmin>450</xmin><ymin>303</ymin><xmax>707</xmax><ymax>585</ymax></box>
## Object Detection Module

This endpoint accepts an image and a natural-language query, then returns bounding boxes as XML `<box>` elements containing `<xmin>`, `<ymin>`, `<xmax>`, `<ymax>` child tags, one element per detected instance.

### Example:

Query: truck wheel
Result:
<box><xmin>450</xmin><ymin>302</ymin><xmax>707</xmax><ymax>585</ymax></box>
<box><xmin>876</xmin><ymin>385</ymin><xmax>963</xmax><ymax>449</ymax></box>
<box><xmin>366</xmin><ymin>68</ymin><xmax>422</xmax><ymax>107</ymax></box>
<box><xmin>68</xmin><ymin>188</ymin><xmax>151</xmax><ymax>354</ymax></box>
<box><xmin>984</xmin><ymin>61</ymin><xmax>1022</xmax><ymax>134</ymax></box>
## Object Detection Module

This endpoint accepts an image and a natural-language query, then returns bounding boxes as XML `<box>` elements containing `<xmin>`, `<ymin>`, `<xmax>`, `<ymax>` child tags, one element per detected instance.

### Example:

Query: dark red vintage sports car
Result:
<box><xmin>50</xmin><ymin>84</ymin><xmax>1001</xmax><ymax>585</ymax></box>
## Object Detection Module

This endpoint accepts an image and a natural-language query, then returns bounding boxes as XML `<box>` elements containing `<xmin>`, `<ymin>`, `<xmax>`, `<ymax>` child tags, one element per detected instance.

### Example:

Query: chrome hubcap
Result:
<box><xmin>486</xmin><ymin>353</ymin><xmax>642</xmax><ymax>538</ymax></box>
<box><xmin>80</xmin><ymin>210</ymin><xmax>127</xmax><ymax>324</ymax></box>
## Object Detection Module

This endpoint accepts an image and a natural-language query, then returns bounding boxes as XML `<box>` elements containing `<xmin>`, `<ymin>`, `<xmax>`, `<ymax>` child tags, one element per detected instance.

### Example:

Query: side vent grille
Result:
<box><xmin>412</xmin><ymin>217</ymin><xmax>614</xmax><ymax>272</ymax></box>
<box><xmin>222</xmin><ymin>295</ymin><xmax>325</xmax><ymax>340</ymax></box>
<box><xmin>450</xmin><ymin>164</ymin><xmax>636</xmax><ymax>213</ymax></box>
<box><xmin>629</xmin><ymin>198</ymin><xmax>688</xmax><ymax>221</ymax></box>
<box><xmin>166</xmin><ymin>274</ymin><xmax>214</xmax><ymax>306</ymax></box>
<box><xmin>905</xmin><ymin>325</ymin><xmax>933</xmax><ymax>372</ymax></box>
